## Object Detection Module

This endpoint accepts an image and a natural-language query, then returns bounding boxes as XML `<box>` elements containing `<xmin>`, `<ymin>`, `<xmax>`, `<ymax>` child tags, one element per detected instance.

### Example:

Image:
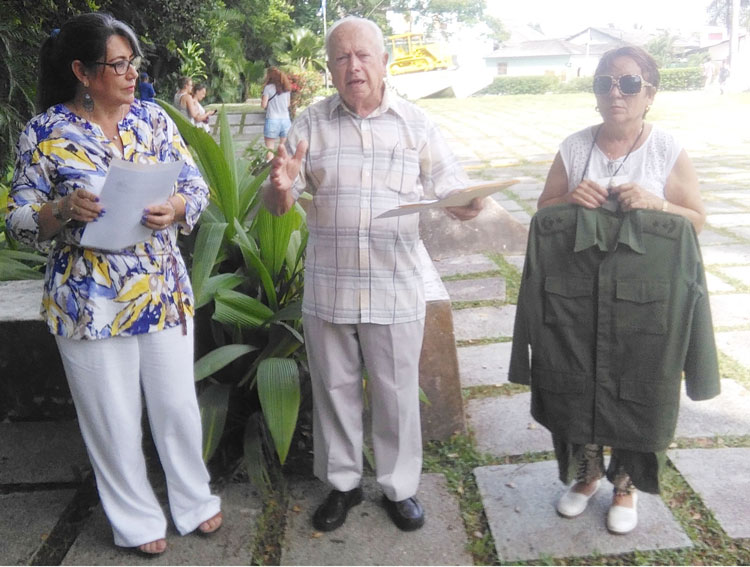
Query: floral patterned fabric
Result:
<box><xmin>7</xmin><ymin>100</ymin><xmax>209</xmax><ymax>340</ymax></box>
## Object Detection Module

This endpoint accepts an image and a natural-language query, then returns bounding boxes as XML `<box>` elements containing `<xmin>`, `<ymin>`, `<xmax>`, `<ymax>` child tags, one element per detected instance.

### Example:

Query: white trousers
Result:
<box><xmin>56</xmin><ymin>321</ymin><xmax>221</xmax><ymax>547</ymax></box>
<box><xmin>303</xmin><ymin>314</ymin><xmax>425</xmax><ymax>502</ymax></box>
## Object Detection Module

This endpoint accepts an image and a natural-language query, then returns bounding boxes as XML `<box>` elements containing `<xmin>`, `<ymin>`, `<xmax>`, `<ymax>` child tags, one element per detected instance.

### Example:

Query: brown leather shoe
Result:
<box><xmin>312</xmin><ymin>487</ymin><xmax>363</xmax><ymax>532</ymax></box>
<box><xmin>383</xmin><ymin>495</ymin><xmax>425</xmax><ymax>531</ymax></box>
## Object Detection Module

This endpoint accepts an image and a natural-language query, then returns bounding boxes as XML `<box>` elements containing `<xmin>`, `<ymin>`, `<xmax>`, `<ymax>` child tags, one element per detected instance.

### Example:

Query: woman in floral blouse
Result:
<box><xmin>6</xmin><ymin>13</ymin><xmax>221</xmax><ymax>554</ymax></box>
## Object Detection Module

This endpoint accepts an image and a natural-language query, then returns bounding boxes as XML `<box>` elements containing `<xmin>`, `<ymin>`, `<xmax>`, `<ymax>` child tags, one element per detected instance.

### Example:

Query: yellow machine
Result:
<box><xmin>387</xmin><ymin>33</ymin><xmax>453</xmax><ymax>75</ymax></box>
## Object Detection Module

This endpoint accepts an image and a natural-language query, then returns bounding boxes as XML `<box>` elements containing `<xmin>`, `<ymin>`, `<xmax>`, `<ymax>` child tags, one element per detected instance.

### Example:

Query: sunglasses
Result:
<box><xmin>93</xmin><ymin>56</ymin><xmax>142</xmax><ymax>76</ymax></box>
<box><xmin>592</xmin><ymin>74</ymin><xmax>654</xmax><ymax>95</ymax></box>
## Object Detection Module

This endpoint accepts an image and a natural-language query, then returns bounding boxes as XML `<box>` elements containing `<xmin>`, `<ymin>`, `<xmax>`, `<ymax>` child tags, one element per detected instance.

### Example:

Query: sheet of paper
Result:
<box><xmin>376</xmin><ymin>179</ymin><xmax>517</xmax><ymax>219</ymax></box>
<box><xmin>80</xmin><ymin>159</ymin><xmax>184</xmax><ymax>251</ymax></box>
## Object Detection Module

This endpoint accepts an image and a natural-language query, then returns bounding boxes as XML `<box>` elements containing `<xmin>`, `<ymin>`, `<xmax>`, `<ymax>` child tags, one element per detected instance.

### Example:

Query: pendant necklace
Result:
<box><xmin>580</xmin><ymin>122</ymin><xmax>645</xmax><ymax>187</ymax></box>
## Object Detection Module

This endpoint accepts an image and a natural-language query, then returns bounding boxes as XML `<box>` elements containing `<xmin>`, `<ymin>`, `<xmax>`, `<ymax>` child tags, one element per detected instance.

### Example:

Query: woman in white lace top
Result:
<box><xmin>538</xmin><ymin>46</ymin><xmax>705</xmax><ymax>233</ymax></box>
<box><xmin>535</xmin><ymin>45</ymin><xmax>707</xmax><ymax>535</ymax></box>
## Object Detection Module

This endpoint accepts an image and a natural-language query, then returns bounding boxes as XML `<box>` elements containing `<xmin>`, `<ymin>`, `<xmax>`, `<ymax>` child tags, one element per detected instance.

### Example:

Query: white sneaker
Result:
<box><xmin>556</xmin><ymin>479</ymin><xmax>601</xmax><ymax>518</ymax></box>
<box><xmin>607</xmin><ymin>491</ymin><xmax>638</xmax><ymax>534</ymax></box>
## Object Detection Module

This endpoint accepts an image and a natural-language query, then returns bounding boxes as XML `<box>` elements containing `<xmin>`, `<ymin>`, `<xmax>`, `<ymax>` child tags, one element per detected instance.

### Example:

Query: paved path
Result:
<box><xmin>3</xmin><ymin>92</ymin><xmax>750</xmax><ymax>564</ymax></box>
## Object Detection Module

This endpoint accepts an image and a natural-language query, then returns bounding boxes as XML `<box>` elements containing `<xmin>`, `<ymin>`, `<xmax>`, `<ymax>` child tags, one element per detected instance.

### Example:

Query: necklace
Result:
<box><xmin>581</xmin><ymin>122</ymin><xmax>645</xmax><ymax>187</ymax></box>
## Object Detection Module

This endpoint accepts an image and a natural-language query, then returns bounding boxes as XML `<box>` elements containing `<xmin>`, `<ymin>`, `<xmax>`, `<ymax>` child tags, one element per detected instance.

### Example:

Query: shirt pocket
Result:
<box><xmin>614</xmin><ymin>279</ymin><xmax>669</xmax><ymax>334</ymax></box>
<box><xmin>543</xmin><ymin>275</ymin><xmax>595</xmax><ymax>327</ymax></box>
<box><xmin>618</xmin><ymin>378</ymin><xmax>676</xmax><ymax>406</ymax></box>
<box><xmin>386</xmin><ymin>146</ymin><xmax>421</xmax><ymax>200</ymax></box>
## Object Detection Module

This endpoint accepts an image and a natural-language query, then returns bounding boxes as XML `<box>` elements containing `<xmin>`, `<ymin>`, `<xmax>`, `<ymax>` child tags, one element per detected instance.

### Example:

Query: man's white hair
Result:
<box><xmin>325</xmin><ymin>16</ymin><xmax>385</xmax><ymax>58</ymax></box>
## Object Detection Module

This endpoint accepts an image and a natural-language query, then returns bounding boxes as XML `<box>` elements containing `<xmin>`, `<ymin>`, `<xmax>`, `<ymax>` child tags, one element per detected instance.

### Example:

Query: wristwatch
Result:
<box><xmin>50</xmin><ymin>198</ymin><xmax>72</xmax><ymax>224</ymax></box>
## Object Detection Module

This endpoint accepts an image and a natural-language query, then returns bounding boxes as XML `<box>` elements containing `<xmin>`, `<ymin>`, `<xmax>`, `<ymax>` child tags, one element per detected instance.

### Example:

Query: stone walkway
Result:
<box><xmin>3</xmin><ymin>92</ymin><xmax>750</xmax><ymax>564</ymax></box>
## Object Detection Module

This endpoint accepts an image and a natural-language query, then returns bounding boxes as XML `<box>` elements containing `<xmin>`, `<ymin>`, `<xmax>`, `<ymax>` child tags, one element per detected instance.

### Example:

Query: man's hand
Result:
<box><xmin>265</xmin><ymin>140</ymin><xmax>308</xmax><ymax>216</ymax></box>
<box><xmin>446</xmin><ymin>197</ymin><xmax>484</xmax><ymax>221</ymax></box>
<box><xmin>270</xmin><ymin>140</ymin><xmax>308</xmax><ymax>193</ymax></box>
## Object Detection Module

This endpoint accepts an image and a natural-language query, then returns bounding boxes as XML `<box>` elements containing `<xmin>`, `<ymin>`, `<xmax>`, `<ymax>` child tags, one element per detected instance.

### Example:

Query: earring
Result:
<box><xmin>645</xmin><ymin>105</ymin><xmax>651</xmax><ymax>113</ymax></box>
<box><xmin>82</xmin><ymin>91</ymin><xmax>94</xmax><ymax>113</ymax></box>
<box><xmin>595</xmin><ymin>105</ymin><xmax>600</xmax><ymax>112</ymax></box>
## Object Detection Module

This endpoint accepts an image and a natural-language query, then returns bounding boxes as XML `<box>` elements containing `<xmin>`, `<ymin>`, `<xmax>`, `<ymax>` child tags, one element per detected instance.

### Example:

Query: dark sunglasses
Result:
<box><xmin>93</xmin><ymin>56</ymin><xmax>142</xmax><ymax>76</ymax></box>
<box><xmin>593</xmin><ymin>74</ymin><xmax>654</xmax><ymax>95</ymax></box>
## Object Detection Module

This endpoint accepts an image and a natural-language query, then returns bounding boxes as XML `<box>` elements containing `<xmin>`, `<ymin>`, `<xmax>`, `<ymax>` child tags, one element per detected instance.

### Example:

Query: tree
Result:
<box><xmin>272</xmin><ymin>27</ymin><xmax>326</xmax><ymax>71</ymax></box>
<box><xmin>390</xmin><ymin>0</ymin><xmax>486</xmax><ymax>32</ymax></box>
<box><xmin>645</xmin><ymin>31</ymin><xmax>678</xmax><ymax>68</ymax></box>
<box><xmin>707</xmin><ymin>0</ymin><xmax>750</xmax><ymax>31</ymax></box>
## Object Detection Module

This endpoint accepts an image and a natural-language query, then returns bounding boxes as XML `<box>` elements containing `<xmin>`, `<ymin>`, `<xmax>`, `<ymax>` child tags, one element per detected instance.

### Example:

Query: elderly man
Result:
<box><xmin>264</xmin><ymin>16</ymin><xmax>482</xmax><ymax>532</ymax></box>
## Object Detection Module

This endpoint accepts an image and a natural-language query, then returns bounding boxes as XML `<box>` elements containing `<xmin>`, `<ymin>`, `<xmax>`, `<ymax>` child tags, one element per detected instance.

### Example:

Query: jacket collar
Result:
<box><xmin>574</xmin><ymin>207</ymin><xmax>646</xmax><ymax>254</ymax></box>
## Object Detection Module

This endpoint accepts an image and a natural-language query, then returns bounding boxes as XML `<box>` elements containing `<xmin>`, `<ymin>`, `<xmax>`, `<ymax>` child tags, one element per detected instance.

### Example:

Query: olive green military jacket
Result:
<box><xmin>509</xmin><ymin>204</ymin><xmax>720</xmax><ymax>452</ymax></box>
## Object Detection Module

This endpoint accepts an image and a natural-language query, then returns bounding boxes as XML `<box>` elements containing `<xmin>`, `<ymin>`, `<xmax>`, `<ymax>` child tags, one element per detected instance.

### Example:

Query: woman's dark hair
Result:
<box><xmin>37</xmin><ymin>12</ymin><xmax>142</xmax><ymax>111</ymax></box>
<box><xmin>192</xmin><ymin>83</ymin><xmax>207</xmax><ymax>95</ymax></box>
<box><xmin>595</xmin><ymin>46</ymin><xmax>660</xmax><ymax>90</ymax></box>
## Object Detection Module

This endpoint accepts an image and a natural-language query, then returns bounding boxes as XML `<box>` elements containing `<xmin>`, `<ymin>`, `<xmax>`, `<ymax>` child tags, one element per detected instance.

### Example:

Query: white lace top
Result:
<box><xmin>559</xmin><ymin>124</ymin><xmax>682</xmax><ymax>198</ymax></box>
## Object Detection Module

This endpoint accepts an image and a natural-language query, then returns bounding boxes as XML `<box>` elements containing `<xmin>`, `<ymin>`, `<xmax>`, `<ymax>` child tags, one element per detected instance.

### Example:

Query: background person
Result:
<box><xmin>138</xmin><ymin>71</ymin><xmax>155</xmax><ymax>102</ymax></box>
<box><xmin>533</xmin><ymin>45</ymin><xmax>707</xmax><ymax>534</ymax></box>
<box><xmin>6</xmin><ymin>13</ymin><xmax>222</xmax><ymax>555</ymax></box>
<box><xmin>260</xmin><ymin>66</ymin><xmax>292</xmax><ymax>160</ymax></box>
<box><xmin>173</xmin><ymin>75</ymin><xmax>194</xmax><ymax>119</ymax></box>
<box><xmin>264</xmin><ymin>16</ymin><xmax>483</xmax><ymax>534</ymax></box>
<box><xmin>189</xmin><ymin>83</ymin><xmax>215</xmax><ymax>132</ymax></box>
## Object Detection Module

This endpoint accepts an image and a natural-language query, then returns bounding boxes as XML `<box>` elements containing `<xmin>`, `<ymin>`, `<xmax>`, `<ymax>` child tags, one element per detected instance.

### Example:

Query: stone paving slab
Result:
<box><xmin>457</xmin><ymin>342</ymin><xmax>511</xmax><ymax>387</ymax></box>
<box><xmin>715</xmin><ymin>330</ymin><xmax>750</xmax><ymax>368</ymax></box>
<box><xmin>708</xmin><ymin>294</ymin><xmax>750</xmax><ymax>328</ymax></box>
<box><xmin>62</xmin><ymin>483</ymin><xmax>261</xmax><ymax>565</ymax></box>
<box><xmin>675</xmin><ymin>379</ymin><xmax>750</xmax><ymax>439</ymax></box>
<box><xmin>474</xmin><ymin>461</ymin><xmax>692</xmax><ymax>563</ymax></box>
<box><xmin>668</xmin><ymin>448</ymin><xmax>750</xmax><ymax>539</ymax></box>
<box><xmin>280</xmin><ymin>474</ymin><xmax>472</xmax><ymax>566</ymax></box>
<box><xmin>698</xmin><ymin>229</ymin><xmax>739</xmax><ymax>246</ymax></box>
<box><xmin>444</xmin><ymin>277</ymin><xmax>506</xmax><ymax>302</ymax></box>
<box><xmin>0</xmin><ymin>279</ymin><xmax>44</xmax><ymax>322</ymax></box>
<box><xmin>706</xmin><ymin>213</ymin><xmax>750</xmax><ymax>228</ymax></box>
<box><xmin>0</xmin><ymin>490</ymin><xmax>76</xmax><ymax>565</ymax></box>
<box><xmin>717</xmin><ymin>265</ymin><xmax>750</xmax><ymax>284</ymax></box>
<box><xmin>503</xmin><ymin>254</ymin><xmax>525</xmax><ymax>272</ymax></box>
<box><xmin>727</xmin><ymin>226</ymin><xmax>750</xmax><ymax>240</ymax></box>
<box><xmin>702</xmin><ymin>244</ymin><xmax>750</xmax><ymax>265</ymax></box>
<box><xmin>452</xmin><ymin>305</ymin><xmax>516</xmax><ymax>342</ymax></box>
<box><xmin>705</xmin><ymin>272</ymin><xmax>736</xmax><ymax>293</ymax></box>
<box><xmin>0</xmin><ymin>421</ymin><xmax>89</xmax><ymax>484</ymax></box>
<box><xmin>466</xmin><ymin>394</ymin><xmax>552</xmax><ymax>457</ymax></box>
<box><xmin>432</xmin><ymin>254</ymin><xmax>498</xmax><ymax>277</ymax></box>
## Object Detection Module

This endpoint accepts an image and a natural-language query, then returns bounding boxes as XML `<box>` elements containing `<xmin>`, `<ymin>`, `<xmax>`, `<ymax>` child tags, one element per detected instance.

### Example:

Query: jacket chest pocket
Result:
<box><xmin>614</xmin><ymin>279</ymin><xmax>669</xmax><ymax>334</ymax></box>
<box><xmin>543</xmin><ymin>275</ymin><xmax>595</xmax><ymax>327</ymax></box>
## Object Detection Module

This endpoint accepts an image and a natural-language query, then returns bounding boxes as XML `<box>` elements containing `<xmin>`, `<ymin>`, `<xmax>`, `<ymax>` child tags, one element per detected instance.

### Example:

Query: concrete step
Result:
<box><xmin>668</xmin><ymin>447</ymin><xmax>750</xmax><ymax>539</ymax></box>
<box><xmin>61</xmin><ymin>483</ymin><xmax>261</xmax><ymax>565</ymax></box>
<box><xmin>280</xmin><ymin>474</ymin><xmax>472</xmax><ymax>566</ymax></box>
<box><xmin>475</xmin><ymin>460</ymin><xmax>692</xmax><ymax>563</ymax></box>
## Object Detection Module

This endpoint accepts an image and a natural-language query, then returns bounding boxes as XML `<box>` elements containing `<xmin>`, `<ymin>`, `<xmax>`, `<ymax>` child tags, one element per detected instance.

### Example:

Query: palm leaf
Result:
<box><xmin>190</xmin><ymin>222</ymin><xmax>228</xmax><ymax>308</ymax></box>
<box><xmin>232</xmin><ymin>218</ymin><xmax>278</xmax><ymax>310</ymax></box>
<box><xmin>213</xmin><ymin>289</ymin><xmax>274</xmax><ymax>328</ymax></box>
<box><xmin>198</xmin><ymin>383</ymin><xmax>231</xmax><ymax>462</ymax></box>
<box><xmin>256</xmin><ymin>206</ymin><xmax>298</xmax><ymax>279</ymax></box>
<box><xmin>257</xmin><ymin>358</ymin><xmax>300</xmax><ymax>464</ymax></box>
<box><xmin>194</xmin><ymin>343</ymin><xmax>257</xmax><ymax>382</ymax></box>
<box><xmin>243</xmin><ymin>412</ymin><xmax>272</xmax><ymax>495</ymax></box>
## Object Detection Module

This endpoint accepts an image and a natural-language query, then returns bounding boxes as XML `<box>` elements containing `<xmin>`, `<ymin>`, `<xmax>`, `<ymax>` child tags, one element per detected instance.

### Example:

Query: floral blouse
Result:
<box><xmin>7</xmin><ymin>100</ymin><xmax>209</xmax><ymax>340</ymax></box>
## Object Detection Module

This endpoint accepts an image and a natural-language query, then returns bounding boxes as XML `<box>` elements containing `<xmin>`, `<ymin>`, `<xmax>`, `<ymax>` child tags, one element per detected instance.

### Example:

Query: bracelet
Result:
<box><xmin>661</xmin><ymin>200</ymin><xmax>669</xmax><ymax>212</ymax></box>
<box><xmin>51</xmin><ymin>197</ymin><xmax>72</xmax><ymax>224</ymax></box>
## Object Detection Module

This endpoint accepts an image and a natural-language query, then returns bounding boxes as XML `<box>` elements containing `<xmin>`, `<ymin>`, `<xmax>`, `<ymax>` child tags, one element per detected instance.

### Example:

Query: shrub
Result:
<box><xmin>659</xmin><ymin>67</ymin><xmax>704</xmax><ymax>91</ymax></box>
<box><xmin>286</xmin><ymin>68</ymin><xmax>324</xmax><ymax>118</ymax></box>
<box><xmin>557</xmin><ymin>76</ymin><xmax>593</xmax><ymax>94</ymax></box>
<box><xmin>478</xmin><ymin>75</ymin><xmax>560</xmax><ymax>95</ymax></box>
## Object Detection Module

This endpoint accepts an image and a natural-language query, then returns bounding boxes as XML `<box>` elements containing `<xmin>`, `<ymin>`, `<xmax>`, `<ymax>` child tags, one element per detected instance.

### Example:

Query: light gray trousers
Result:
<box><xmin>303</xmin><ymin>314</ymin><xmax>425</xmax><ymax>502</ymax></box>
<box><xmin>56</xmin><ymin>321</ymin><xmax>221</xmax><ymax>547</ymax></box>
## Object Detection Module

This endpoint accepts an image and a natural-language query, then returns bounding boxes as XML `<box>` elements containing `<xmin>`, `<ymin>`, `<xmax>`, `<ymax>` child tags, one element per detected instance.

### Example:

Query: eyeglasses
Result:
<box><xmin>93</xmin><ymin>56</ymin><xmax>142</xmax><ymax>76</ymax></box>
<box><xmin>593</xmin><ymin>74</ymin><xmax>654</xmax><ymax>95</ymax></box>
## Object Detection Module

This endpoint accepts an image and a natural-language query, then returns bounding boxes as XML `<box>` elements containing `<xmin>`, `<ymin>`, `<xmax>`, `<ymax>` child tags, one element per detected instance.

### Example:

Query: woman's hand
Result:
<box><xmin>610</xmin><ymin>182</ymin><xmax>663</xmax><ymax>212</ymax></box>
<box><xmin>65</xmin><ymin>189</ymin><xmax>103</xmax><ymax>223</ymax></box>
<box><xmin>568</xmin><ymin>179</ymin><xmax>609</xmax><ymax>209</ymax></box>
<box><xmin>142</xmin><ymin>199</ymin><xmax>178</xmax><ymax>231</ymax></box>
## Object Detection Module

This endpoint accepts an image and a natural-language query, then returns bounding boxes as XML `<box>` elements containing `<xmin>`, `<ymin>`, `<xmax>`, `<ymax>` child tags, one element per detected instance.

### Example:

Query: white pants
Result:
<box><xmin>303</xmin><ymin>314</ymin><xmax>424</xmax><ymax>502</ymax></box>
<box><xmin>56</xmin><ymin>321</ymin><xmax>221</xmax><ymax>547</ymax></box>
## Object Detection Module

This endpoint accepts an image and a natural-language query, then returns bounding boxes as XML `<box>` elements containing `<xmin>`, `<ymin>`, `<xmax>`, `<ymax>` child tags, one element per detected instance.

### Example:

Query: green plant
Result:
<box><xmin>286</xmin><ymin>67</ymin><xmax>324</xmax><ymax>118</ymax></box>
<box><xmin>272</xmin><ymin>27</ymin><xmax>326</xmax><ymax>72</ymax></box>
<box><xmin>659</xmin><ymin>67</ymin><xmax>704</xmax><ymax>91</ymax></box>
<box><xmin>478</xmin><ymin>75</ymin><xmax>561</xmax><ymax>95</ymax></box>
<box><xmin>157</xmin><ymin>99</ymin><xmax>308</xmax><ymax>488</ymax></box>
<box><xmin>0</xmin><ymin>169</ymin><xmax>46</xmax><ymax>281</ymax></box>
<box><xmin>176</xmin><ymin>40</ymin><xmax>208</xmax><ymax>82</ymax></box>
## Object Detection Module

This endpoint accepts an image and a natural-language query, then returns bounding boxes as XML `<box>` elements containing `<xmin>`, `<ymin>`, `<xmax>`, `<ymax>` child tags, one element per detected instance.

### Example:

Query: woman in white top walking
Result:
<box><xmin>261</xmin><ymin>67</ymin><xmax>292</xmax><ymax>160</ymax></box>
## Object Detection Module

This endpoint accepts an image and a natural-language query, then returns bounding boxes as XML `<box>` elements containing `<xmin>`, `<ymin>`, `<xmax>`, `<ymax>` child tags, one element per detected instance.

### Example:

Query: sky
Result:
<box><xmin>485</xmin><ymin>0</ymin><xmax>716</xmax><ymax>37</ymax></box>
